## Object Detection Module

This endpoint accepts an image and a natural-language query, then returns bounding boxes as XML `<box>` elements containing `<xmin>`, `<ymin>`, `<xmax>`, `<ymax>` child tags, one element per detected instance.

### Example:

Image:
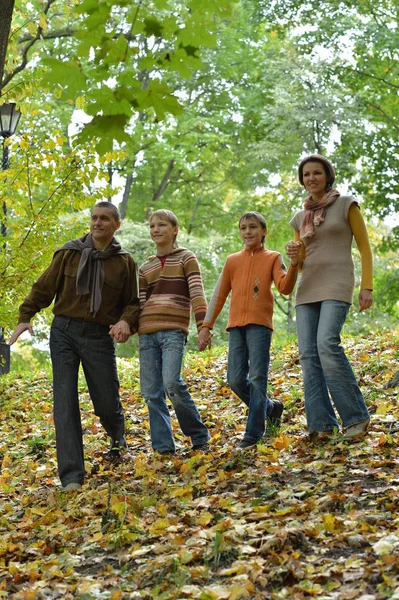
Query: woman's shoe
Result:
<box><xmin>342</xmin><ymin>419</ymin><xmax>370</xmax><ymax>439</ymax></box>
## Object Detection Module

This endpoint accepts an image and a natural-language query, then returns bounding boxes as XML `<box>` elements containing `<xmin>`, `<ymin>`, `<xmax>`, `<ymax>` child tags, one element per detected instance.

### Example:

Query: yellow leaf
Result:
<box><xmin>272</xmin><ymin>433</ymin><xmax>291</xmax><ymax>451</ymax></box>
<box><xmin>376</xmin><ymin>401</ymin><xmax>393</xmax><ymax>415</ymax></box>
<box><xmin>149</xmin><ymin>518</ymin><xmax>170</xmax><ymax>533</ymax></box>
<box><xmin>323</xmin><ymin>513</ymin><xmax>337</xmax><ymax>533</ymax></box>
<box><xmin>39</xmin><ymin>13</ymin><xmax>48</xmax><ymax>30</ymax></box>
<box><xmin>229</xmin><ymin>584</ymin><xmax>251</xmax><ymax>599</ymax></box>
<box><xmin>198</xmin><ymin>511</ymin><xmax>213</xmax><ymax>526</ymax></box>
<box><xmin>1</xmin><ymin>454</ymin><xmax>11</xmax><ymax>470</ymax></box>
<box><xmin>19</xmin><ymin>137</ymin><xmax>30</xmax><ymax>150</ymax></box>
<box><xmin>28</xmin><ymin>22</ymin><xmax>37</xmax><ymax>36</ymax></box>
<box><xmin>74</xmin><ymin>95</ymin><xmax>85</xmax><ymax>109</ymax></box>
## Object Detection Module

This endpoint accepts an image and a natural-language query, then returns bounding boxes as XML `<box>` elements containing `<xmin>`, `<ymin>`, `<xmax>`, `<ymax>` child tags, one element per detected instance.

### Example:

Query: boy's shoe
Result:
<box><xmin>156</xmin><ymin>449</ymin><xmax>176</xmax><ymax>456</ymax></box>
<box><xmin>342</xmin><ymin>419</ymin><xmax>370</xmax><ymax>439</ymax></box>
<box><xmin>63</xmin><ymin>482</ymin><xmax>82</xmax><ymax>491</ymax></box>
<box><xmin>236</xmin><ymin>439</ymin><xmax>258</xmax><ymax>450</ymax></box>
<box><xmin>191</xmin><ymin>443</ymin><xmax>210</xmax><ymax>452</ymax></box>
<box><xmin>267</xmin><ymin>400</ymin><xmax>284</xmax><ymax>425</ymax></box>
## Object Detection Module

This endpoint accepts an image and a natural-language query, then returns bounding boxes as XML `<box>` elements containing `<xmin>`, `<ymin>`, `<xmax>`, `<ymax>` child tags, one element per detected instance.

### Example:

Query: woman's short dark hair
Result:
<box><xmin>298</xmin><ymin>154</ymin><xmax>336</xmax><ymax>188</ymax></box>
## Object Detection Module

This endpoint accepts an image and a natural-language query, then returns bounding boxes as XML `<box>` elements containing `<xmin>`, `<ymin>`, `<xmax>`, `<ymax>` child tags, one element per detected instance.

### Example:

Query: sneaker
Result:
<box><xmin>267</xmin><ymin>400</ymin><xmax>284</xmax><ymax>425</ymax></box>
<box><xmin>342</xmin><ymin>419</ymin><xmax>370</xmax><ymax>439</ymax></box>
<box><xmin>191</xmin><ymin>443</ymin><xmax>210</xmax><ymax>452</ymax></box>
<box><xmin>236</xmin><ymin>439</ymin><xmax>258</xmax><ymax>450</ymax></box>
<box><xmin>63</xmin><ymin>482</ymin><xmax>82</xmax><ymax>491</ymax></box>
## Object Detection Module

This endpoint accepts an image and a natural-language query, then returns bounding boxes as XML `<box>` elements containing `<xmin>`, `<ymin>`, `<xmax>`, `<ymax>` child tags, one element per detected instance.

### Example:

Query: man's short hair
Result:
<box><xmin>92</xmin><ymin>201</ymin><xmax>121</xmax><ymax>222</ymax></box>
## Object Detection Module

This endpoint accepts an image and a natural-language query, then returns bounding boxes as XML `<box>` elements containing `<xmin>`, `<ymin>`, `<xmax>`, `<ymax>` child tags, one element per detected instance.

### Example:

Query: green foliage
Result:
<box><xmin>0</xmin><ymin>134</ymin><xmax>111</xmax><ymax>332</ymax></box>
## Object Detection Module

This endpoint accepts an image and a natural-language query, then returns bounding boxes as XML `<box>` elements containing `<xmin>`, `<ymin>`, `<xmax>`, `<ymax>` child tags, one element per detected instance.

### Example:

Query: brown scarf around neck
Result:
<box><xmin>300</xmin><ymin>188</ymin><xmax>340</xmax><ymax>239</ymax></box>
<box><xmin>58</xmin><ymin>233</ymin><xmax>127</xmax><ymax>317</ymax></box>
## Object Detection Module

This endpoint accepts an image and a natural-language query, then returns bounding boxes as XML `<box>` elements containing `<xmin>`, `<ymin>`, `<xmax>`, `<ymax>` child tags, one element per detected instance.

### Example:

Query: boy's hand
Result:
<box><xmin>286</xmin><ymin>241</ymin><xmax>302</xmax><ymax>267</ymax></box>
<box><xmin>109</xmin><ymin>320</ymin><xmax>130</xmax><ymax>343</ymax></box>
<box><xmin>198</xmin><ymin>327</ymin><xmax>212</xmax><ymax>351</ymax></box>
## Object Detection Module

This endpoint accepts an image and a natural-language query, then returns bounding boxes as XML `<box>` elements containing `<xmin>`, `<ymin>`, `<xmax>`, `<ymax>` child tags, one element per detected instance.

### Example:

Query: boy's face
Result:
<box><xmin>239</xmin><ymin>218</ymin><xmax>266</xmax><ymax>250</ymax></box>
<box><xmin>149</xmin><ymin>215</ymin><xmax>178</xmax><ymax>248</ymax></box>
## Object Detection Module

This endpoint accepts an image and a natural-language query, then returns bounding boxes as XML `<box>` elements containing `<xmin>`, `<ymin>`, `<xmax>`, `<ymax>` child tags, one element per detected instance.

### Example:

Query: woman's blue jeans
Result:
<box><xmin>139</xmin><ymin>330</ymin><xmax>209</xmax><ymax>453</ymax></box>
<box><xmin>296</xmin><ymin>301</ymin><xmax>369</xmax><ymax>433</ymax></box>
<box><xmin>227</xmin><ymin>325</ymin><xmax>272</xmax><ymax>443</ymax></box>
<box><xmin>50</xmin><ymin>316</ymin><xmax>125</xmax><ymax>487</ymax></box>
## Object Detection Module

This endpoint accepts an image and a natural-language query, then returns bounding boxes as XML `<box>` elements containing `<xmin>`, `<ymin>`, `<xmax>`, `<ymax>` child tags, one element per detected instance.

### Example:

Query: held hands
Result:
<box><xmin>359</xmin><ymin>289</ymin><xmax>373</xmax><ymax>313</ymax></box>
<box><xmin>198</xmin><ymin>327</ymin><xmax>212</xmax><ymax>351</ymax></box>
<box><xmin>286</xmin><ymin>241</ymin><xmax>302</xmax><ymax>267</ymax></box>
<box><xmin>9</xmin><ymin>323</ymin><xmax>34</xmax><ymax>345</ymax></box>
<box><xmin>109</xmin><ymin>320</ymin><xmax>131</xmax><ymax>343</ymax></box>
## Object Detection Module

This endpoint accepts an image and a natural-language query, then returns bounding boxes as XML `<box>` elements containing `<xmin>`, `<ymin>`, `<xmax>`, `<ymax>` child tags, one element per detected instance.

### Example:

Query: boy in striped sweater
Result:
<box><xmin>138</xmin><ymin>209</ymin><xmax>210</xmax><ymax>454</ymax></box>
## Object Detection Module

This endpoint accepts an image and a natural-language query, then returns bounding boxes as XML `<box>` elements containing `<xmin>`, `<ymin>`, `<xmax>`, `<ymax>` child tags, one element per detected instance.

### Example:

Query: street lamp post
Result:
<box><xmin>0</xmin><ymin>102</ymin><xmax>21</xmax><ymax>375</ymax></box>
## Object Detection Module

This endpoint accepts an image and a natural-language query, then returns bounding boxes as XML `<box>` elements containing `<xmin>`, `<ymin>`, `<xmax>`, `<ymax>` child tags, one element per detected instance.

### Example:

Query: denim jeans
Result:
<box><xmin>50</xmin><ymin>316</ymin><xmax>125</xmax><ymax>486</ymax></box>
<box><xmin>139</xmin><ymin>330</ymin><xmax>210</xmax><ymax>452</ymax></box>
<box><xmin>227</xmin><ymin>325</ymin><xmax>272</xmax><ymax>443</ymax></box>
<box><xmin>296</xmin><ymin>301</ymin><xmax>369</xmax><ymax>433</ymax></box>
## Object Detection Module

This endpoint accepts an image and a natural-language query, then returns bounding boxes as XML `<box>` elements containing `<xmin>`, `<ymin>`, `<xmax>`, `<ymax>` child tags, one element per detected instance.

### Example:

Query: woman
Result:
<box><xmin>288</xmin><ymin>154</ymin><xmax>373</xmax><ymax>439</ymax></box>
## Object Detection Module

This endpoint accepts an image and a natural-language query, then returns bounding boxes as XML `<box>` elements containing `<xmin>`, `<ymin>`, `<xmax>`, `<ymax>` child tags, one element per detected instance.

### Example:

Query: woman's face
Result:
<box><xmin>302</xmin><ymin>161</ymin><xmax>328</xmax><ymax>199</ymax></box>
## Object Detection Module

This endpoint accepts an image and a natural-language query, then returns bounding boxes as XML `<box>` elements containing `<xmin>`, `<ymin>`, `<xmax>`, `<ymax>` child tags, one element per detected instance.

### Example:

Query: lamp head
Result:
<box><xmin>0</xmin><ymin>103</ymin><xmax>21</xmax><ymax>138</ymax></box>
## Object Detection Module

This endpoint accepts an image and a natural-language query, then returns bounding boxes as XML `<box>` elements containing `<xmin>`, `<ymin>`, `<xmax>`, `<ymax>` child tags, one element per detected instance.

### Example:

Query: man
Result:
<box><xmin>9</xmin><ymin>202</ymin><xmax>139</xmax><ymax>490</ymax></box>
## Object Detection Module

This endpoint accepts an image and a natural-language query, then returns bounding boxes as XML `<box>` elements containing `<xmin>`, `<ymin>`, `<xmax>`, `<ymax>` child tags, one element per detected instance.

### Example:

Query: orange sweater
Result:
<box><xmin>203</xmin><ymin>248</ymin><xmax>298</xmax><ymax>331</ymax></box>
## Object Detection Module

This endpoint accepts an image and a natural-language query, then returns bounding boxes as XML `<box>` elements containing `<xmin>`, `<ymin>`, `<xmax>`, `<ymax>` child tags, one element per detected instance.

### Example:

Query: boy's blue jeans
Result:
<box><xmin>227</xmin><ymin>325</ymin><xmax>272</xmax><ymax>443</ymax></box>
<box><xmin>50</xmin><ymin>316</ymin><xmax>125</xmax><ymax>487</ymax></box>
<box><xmin>139</xmin><ymin>330</ymin><xmax>209</xmax><ymax>453</ymax></box>
<box><xmin>296</xmin><ymin>301</ymin><xmax>369</xmax><ymax>433</ymax></box>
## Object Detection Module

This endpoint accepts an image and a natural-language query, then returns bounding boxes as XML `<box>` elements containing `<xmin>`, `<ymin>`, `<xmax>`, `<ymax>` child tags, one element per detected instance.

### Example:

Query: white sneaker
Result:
<box><xmin>63</xmin><ymin>482</ymin><xmax>82</xmax><ymax>491</ymax></box>
<box><xmin>342</xmin><ymin>419</ymin><xmax>370</xmax><ymax>439</ymax></box>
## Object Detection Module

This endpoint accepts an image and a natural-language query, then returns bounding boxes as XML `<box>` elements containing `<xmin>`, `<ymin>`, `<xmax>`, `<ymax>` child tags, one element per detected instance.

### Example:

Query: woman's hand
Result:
<box><xmin>286</xmin><ymin>241</ymin><xmax>302</xmax><ymax>267</ymax></box>
<box><xmin>359</xmin><ymin>289</ymin><xmax>373</xmax><ymax>312</ymax></box>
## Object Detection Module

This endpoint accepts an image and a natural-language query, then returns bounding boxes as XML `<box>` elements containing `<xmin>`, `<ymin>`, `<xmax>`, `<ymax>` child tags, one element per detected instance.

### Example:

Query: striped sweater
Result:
<box><xmin>138</xmin><ymin>248</ymin><xmax>207</xmax><ymax>336</ymax></box>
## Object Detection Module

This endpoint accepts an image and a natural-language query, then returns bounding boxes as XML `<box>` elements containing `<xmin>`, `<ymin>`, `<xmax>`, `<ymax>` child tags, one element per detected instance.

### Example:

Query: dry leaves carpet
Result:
<box><xmin>0</xmin><ymin>331</ymin><xmax>399</xmax><ymax>600</ymax></box>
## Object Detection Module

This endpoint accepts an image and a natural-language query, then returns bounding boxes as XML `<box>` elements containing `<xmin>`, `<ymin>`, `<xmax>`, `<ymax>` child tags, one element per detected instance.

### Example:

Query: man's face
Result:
<box><xmin>90</xmin><ymin>206</ymin><xmax>120</xmax><ymax>248</ymax></box>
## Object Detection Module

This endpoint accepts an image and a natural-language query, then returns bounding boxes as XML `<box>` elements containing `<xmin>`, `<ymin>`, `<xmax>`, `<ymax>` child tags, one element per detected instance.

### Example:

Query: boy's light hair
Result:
<box><xmin>149</xmin><ymin>209</ymin><xmax>179</xmax><ymax>248</ymax></box>
<box><xmin>239</xmin><ymin>211</ymin><xmax>267</xmax><ymax>245</ymax></box>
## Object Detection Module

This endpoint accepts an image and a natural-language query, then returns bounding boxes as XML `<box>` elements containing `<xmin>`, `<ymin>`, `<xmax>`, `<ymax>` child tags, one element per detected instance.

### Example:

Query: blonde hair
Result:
<box><xmin>149</xmin><ymin>209</ymin><xmax>179</xmax><ymax>248</ymax></box>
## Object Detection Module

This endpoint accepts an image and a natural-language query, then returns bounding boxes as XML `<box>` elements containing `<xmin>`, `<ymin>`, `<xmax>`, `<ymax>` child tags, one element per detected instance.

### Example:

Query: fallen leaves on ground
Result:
<box><xmin>0</xmin><ymin>331</ymin><xmax>398</xmax><ymax>599</ymax></box>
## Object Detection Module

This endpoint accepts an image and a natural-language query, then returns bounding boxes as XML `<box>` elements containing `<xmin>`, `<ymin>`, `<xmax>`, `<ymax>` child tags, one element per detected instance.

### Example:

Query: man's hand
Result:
<box><xmin>109</xmin><ymin>320</ymin><xmax>131</xmax><ymax>343</ymax></box>
<box><xmin>198</xmin><ymin>327</ymin><xmax>212</xmax><ymax>351</ymax></box>
<box><xmin>359</xmin><ymin>289</ymin><xmax>373</xmax><ymax>313</ymax></box>
<box><xmin>9</xmin><ymin>323</ymin><xmax>34</xmax><ymax>345</ymax></box>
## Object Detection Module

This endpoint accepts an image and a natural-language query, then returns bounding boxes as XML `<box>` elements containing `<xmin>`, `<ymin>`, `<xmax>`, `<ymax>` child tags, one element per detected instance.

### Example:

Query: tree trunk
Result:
<box><xmin>0</xmin><ymin>0</ymin><xmax>15</xmax><ymax>89</ymax></box>
<box><xmin>120</xmin><ymin>173</ymin><xmax>133</xmax><ymax>219</ymax></box>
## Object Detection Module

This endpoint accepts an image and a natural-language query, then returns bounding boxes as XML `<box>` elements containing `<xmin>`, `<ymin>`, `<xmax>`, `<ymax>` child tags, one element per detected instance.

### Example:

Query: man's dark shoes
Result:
<box><xmin>267</xmin><ymin>400</ymin><xmax>284</xmax><ymax>425</ymax></box>
<box><xmin>105</xmin><ymin>439</ymin><xmax>127</xmax><ymax>462</ymax></box>
<box><xmin>156</xmin><ymin>449</ymin><xmax>176</xmax><ymax>456</ymax></box>
<box><xmin>236</xmin><ymin>439</ymin><xmax>258</xmax><ymax>450</ymax></box>
<box><xmin>191</xmin><ymin>442</ymin><xmax>210</xmax><ymax>452</ymax></box>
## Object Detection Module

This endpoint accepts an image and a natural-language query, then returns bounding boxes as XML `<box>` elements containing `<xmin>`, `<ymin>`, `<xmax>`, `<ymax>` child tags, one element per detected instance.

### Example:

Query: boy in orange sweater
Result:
<box><xmin>198</xmin><ymin>212</ymin><xmax>300</xmax><ymax>449</ymax></box>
